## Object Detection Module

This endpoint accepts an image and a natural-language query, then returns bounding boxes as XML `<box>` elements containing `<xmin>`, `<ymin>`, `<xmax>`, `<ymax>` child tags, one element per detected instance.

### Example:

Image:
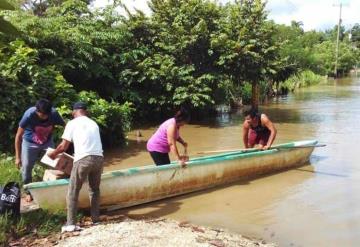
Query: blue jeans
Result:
<box><xmin>21</xmin><ymin>139</ymin><xmax>54</xmax><ymax>185</ymax></box>
<box><xmin>67</xmin><ymin>155</ymin><xmax>104</xmax><ymax>225</ymax></box>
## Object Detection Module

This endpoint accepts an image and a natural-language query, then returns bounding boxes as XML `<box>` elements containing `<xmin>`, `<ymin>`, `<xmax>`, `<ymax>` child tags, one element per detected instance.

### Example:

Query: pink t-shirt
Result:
<box><xmin>147</xmin><ymin>118</ymin><xmax>179</xmax><ymax>153</ymax></box>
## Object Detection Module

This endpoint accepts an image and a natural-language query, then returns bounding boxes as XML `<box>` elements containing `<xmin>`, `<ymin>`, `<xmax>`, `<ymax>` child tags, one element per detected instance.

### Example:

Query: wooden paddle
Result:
<box><xmin>197</xmin><ymin>144</ymin><xmax>326</xmax><ymax>154</ymax></box>
<box><xmin>197</xmin><ymin>148</ymin><xmax>258</xmax><ymax>154</ymax></box>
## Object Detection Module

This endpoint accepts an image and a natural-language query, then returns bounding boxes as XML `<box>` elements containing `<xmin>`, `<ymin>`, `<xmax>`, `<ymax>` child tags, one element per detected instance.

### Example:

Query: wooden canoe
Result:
<box><xmin>24</xmin><ymin>140</ymin><xmax>318</xmax><ymax>211</ymax></box>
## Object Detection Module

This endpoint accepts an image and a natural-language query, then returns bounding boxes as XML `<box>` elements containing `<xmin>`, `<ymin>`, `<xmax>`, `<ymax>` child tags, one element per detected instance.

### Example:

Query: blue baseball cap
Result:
<box><xmin>72</xmin><ymin>102</ymin><xmax>87</xmax><ymax>110</ymax></box>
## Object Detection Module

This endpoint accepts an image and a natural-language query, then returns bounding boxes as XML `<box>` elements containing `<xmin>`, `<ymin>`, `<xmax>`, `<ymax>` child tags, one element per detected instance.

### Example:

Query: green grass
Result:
<box><xmin>0</xmin><ymin>209</ymin><xmax>67</xmax><ymax>245</ymax></box>
<box><xmin>0</xmin><ymin>155</ymin><xmax>65</xmax><ymax>245</ymax></box>
<box><xmin>0</xmin><ymin>154</ymin><xmax>22</xmax><ymax>186</ymax></box>
<box><xmin>0</xmin><ymin>154</ymin><xmax>46</xmax><ymax>186</ymax></box>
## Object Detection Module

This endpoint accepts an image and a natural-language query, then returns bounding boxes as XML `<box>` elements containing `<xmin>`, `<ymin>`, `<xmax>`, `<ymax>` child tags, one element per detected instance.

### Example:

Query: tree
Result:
<box><xmin>350</xmin><ymin>23</ymin><xmax>360</xmax><ymax>48</ymax></box>
<box><xmin>138</xmin><ymin>0</ymin><xmax>222</xmax><ymax>112</ymax></box>
<box><xmin>312</xmin><ymin>40</ymin><xmax>358</xmax><ymax>76</ymax></box>
<box><xmin>0</xmin><ymin>1</ymin><xmax>133</xmax><ymax>152</ymax></box>
<box><xmin>10</xmin><ymin>0</ymin><xmax>127</xmax><ymax>98</ymax></box>
<box><xmin>271</xmin><ymin>22</ymin><xmax>325</xmax><ymax>91</ymax></box>
<box><xmin>0</xmin><ymin>0</ymin><xmax>19</xmax><ymax>35</ymax></box>
<box><xmin>212</xmin><ymin>0</ymin><xmax>277</xmax><ymax>108</ymax></box>
<box><xmin>13</xmin><ymin>0</ymin><xmax>94</xmax><ymax>16</ymax></box>
<box><xmin>324</xmin><ymin>24</ymin><xmax>345</xmax><ymax>42</ymax></box>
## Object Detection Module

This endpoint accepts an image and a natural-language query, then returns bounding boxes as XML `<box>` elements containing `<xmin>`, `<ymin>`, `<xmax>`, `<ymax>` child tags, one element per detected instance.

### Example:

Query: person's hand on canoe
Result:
<box><xmin>178</xmin><ymin>155</ymin><xmax>188</xmax><ymax>167</ymax></box>
<box><xmin>262</xmin><ymin>145</ymin><xmax>270</xmax><ymax>150</ymax></box>
<box><xmin>180</xmin><ymin>143</ymin><xmax>189</xmax><ymax>167</ymax></box>
<box><xmin>181</xmin><ymin>155</ymin><xmax>189</xmax><ymax>162</ymax></box>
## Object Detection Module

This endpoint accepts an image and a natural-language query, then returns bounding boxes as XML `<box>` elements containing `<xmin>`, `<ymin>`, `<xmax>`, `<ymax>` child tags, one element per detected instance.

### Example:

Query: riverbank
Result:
<box><xmin>10</xmin><ymin>215</ymin><xmax>275</xmax><ymax>247</ymax></box>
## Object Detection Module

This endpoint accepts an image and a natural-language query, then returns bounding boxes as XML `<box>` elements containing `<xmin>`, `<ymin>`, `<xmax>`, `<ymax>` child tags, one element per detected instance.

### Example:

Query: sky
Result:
<box><xmin>92</xmin><ymin>0</ymin><xmax>360</xmax><ymax>31</ymax></box>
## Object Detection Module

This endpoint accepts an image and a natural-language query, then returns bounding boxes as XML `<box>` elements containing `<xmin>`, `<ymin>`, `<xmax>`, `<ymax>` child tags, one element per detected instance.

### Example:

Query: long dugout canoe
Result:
<box><xmin>24</xmin><ymin>140</ymin><xmax>318</xmax><ymax>211</ymax></box>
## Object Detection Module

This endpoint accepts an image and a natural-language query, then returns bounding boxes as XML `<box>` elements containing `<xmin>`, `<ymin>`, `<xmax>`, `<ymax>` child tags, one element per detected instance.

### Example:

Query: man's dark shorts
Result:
<box><xmin>248</xmin><ymin>129</ymin><xmax>270</xmax><ymax>147</ymax></box>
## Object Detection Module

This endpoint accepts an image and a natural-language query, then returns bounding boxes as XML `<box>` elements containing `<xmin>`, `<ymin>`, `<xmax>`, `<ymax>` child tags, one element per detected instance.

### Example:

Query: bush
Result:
<box><xmin>241</xmin><ymin>82</ymin><xmax>252</xmax><ymax>105</ymax></box>
<box><xmin>0</xmin><ymin>77</ymin><xmax>32</xmax><ymax>153</ymax></box>
<box><xmin>299</xmin><ymin>70</ymin><xmax>324</xmax><ymax>87</ymax></box>
<box><xmin>0</xmin><ymin>40</ymin><xmax>134</xmax><ymax>153</ymax></box>
<box><xmin>279</xmin><ymin>70</ymin><xmax>324</xmax><ymax>93</ymax></box>
<box><xmin>78</xmin><ymin>91</ymin><xmax>134</xmax><ymax>147</ymax></box>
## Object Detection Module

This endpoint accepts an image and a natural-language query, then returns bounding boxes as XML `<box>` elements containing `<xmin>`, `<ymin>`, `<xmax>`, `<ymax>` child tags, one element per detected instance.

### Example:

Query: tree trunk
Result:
<box><xmin>251</xmin><ymin>82</ymin><xmax>259</xmax><ymax>110</ymax></box>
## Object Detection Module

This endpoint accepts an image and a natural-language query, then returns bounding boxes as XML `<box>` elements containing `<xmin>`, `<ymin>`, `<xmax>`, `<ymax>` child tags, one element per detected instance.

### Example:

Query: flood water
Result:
<box><xmin>104</xmin><ymin>74</ymin><xmax>360</xmax><ymax>246</ymax></box>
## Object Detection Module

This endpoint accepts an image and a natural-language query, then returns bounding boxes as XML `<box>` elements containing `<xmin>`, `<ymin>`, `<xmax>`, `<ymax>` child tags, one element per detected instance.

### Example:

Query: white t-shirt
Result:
<box><xmin>62</xmin><ymin>115</ymin><xmax>103</xmax><ymax>162</ymax></box>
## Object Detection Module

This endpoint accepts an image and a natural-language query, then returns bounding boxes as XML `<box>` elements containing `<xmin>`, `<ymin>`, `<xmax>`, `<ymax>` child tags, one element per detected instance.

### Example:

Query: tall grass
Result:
<box><xmin>280</xmin><ymin>70</ymin><xmax>325</xmax><ymax>93</ymax></box>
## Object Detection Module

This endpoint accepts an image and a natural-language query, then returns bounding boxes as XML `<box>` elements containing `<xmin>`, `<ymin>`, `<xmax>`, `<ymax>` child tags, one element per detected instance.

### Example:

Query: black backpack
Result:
<box><xmin>0</xmin><ymin>182</ymin><xmax>21</xmax><ymax>218</ymax></box>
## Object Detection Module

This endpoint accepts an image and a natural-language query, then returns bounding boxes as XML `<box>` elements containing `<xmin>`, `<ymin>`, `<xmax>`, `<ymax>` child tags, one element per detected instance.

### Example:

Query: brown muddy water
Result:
<box><xmin>104</xmin><ymin>75</ymin><xmax>360</xmax><ymax>246</ymax></box>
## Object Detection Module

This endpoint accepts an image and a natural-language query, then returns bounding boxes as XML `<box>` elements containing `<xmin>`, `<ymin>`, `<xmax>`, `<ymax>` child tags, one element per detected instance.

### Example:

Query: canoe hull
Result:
<box><xmin>25</xmin><ymin>140</ymin><xmax>317</xmax><ymax>211</ymax></box>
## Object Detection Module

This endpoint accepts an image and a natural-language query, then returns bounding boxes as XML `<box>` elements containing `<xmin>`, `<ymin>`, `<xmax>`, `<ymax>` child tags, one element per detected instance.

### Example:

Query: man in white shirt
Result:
<box><xmin>48</xmin><ymin>102</ymin><xmax>103</xmax><ymax>233</ymax></box>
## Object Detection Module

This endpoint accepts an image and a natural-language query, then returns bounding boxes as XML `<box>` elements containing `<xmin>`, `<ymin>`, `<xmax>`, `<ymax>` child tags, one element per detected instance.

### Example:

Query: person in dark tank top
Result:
<box><xmin>242</xmin><ymin>108</ymin><xmax>277</xmax><ymax>150</ymax></box>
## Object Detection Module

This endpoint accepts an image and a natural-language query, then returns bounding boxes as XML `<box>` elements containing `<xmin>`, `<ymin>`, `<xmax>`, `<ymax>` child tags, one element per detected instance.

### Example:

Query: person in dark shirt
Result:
<box><xmin>14</xmin><ymin>99</ymin><xmax>65</xmax><ymax>201</ymax></box>
<box><xmin>242</xmin><ymin>108</ymin><xmax>277</xmax><ymax>150</ymax></box>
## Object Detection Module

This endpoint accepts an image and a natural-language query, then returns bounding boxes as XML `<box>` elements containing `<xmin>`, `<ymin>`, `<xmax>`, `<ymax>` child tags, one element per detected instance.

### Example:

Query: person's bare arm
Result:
<box><xmin>177</xmin><ymin>136</ymin><xmax>188</xmax><ymax>148</ymax></box>
<box><xmin>15</xmin><ymin>127</ymin><xmax>25</xmax><ymax>169</ymax></box>
<box><xmin>177</xmin><ymin>136</ymin><xmax>189</xmax><ymax>161</ymax></box>
<box><xmin>48</xmin><ymin>139</ymin><xmax>71</xmax><ymax>159</ymax></box>
<box><xmin>261</xmin><ymin>114</ymin><xmax>277</xmax><ymax>150</ymax></box>
<box><xmin>167</xmin><ymin>124</ymin><xmax>185</xmax><ymax>166</ymax></box>
<box><xmin>242</xmin><ymin>121</ymin><xmax>250</xmax><ymax>148</ymax></box>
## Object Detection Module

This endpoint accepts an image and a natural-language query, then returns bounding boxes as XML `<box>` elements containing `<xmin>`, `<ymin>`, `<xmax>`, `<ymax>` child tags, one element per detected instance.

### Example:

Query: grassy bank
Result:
<box><xmin>0</xmin><ymin>209</ymin><xmax>67</xmax><ymax>245</ymax></box>
<box><xmin>0</xmin><ymin>155</ymin><xmax>67</xmax><ymax>245</ymax></box>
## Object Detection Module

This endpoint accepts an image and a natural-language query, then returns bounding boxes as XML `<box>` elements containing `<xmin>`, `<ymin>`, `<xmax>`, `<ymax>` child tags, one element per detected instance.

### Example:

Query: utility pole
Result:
<box><xmin>334</xmin><ymin>3</ymin><xmax>342</xmax><ymax>78</ymax></box>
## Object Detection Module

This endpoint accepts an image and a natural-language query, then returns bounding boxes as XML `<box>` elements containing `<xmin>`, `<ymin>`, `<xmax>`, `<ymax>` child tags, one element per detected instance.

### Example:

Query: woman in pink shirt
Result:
<box><xmin>147</xmin><ymin>108</ymin><xmax>190</xmax><ymax>166</ymax></box>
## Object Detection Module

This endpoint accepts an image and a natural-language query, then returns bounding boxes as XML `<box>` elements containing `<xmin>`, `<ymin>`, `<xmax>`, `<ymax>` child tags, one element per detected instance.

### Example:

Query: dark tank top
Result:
<box><xmin>250</xmin><ymin>113</ymin><xmax>270</xmax><ymax>133</ymax></box>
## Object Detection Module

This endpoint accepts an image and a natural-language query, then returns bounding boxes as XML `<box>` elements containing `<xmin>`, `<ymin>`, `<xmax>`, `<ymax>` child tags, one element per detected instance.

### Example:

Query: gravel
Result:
<box><xmin>57</xmin><ymin>218</ymin><xmax>276</xmax><ymax>247</ymax></box>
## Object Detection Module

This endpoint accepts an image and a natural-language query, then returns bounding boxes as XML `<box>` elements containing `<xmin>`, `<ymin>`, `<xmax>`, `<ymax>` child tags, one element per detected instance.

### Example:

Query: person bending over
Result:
<box><xmin>242</xmin><ymin>108</ymin><xmax>277</xmax><ymax>150</ymax></box>
<box><xmin>147</xmin><ymin>108</ymin><xmax>190</xmax><ymax>166</ymax></box>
